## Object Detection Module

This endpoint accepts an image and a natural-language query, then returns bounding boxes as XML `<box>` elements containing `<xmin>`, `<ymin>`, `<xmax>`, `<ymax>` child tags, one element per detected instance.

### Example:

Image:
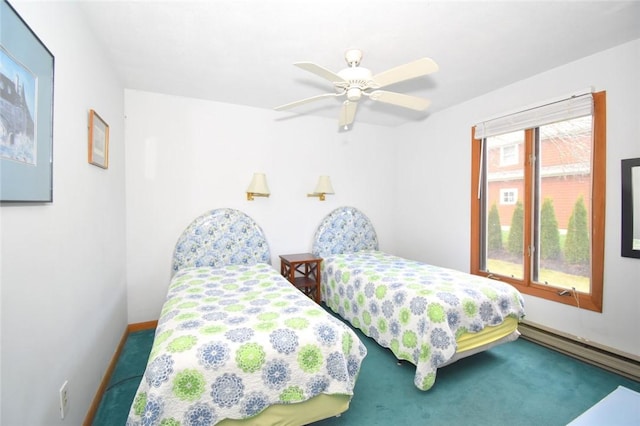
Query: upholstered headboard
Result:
<box><xmin>312</xmin><ymin>206</ymin><xmax>379</xmax><ymax>258</ymax></box>
<box><xmin>172</xmin><ymin>208</ymin><xmax>271</xmax><ymax>274</ymax></box>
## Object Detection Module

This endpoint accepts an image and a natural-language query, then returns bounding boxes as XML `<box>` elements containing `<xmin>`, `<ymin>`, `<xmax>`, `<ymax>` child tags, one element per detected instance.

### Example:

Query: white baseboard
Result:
<box><xmin>518</xmin><ymin>320</ymin><xmax>640</xmax><ymax>382</ymax></box>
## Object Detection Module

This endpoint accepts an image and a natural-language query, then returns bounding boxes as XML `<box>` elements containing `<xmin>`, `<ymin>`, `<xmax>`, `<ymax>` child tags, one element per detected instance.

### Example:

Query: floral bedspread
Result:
<box><xmin>321</xmin><ymin>250</ymin><xmax>525</xmax><ymax>391</ymax></box>
<box><xmin>127</xmin><ymin>263</ymin><xmax>367</xmax><ymax>425</ymax></box>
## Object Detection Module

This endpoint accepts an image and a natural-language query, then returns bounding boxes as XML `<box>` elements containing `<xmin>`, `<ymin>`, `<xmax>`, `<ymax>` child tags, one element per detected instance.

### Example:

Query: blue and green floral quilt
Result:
<box><xmin>321</xmin><ymin>250</ymin><xmax>525</xmax><ymax>391</ymax></box>
<box><xmin>127</xmin><ymin>263</ymin><xmax>367</xmax><ymax>425</ymax></box>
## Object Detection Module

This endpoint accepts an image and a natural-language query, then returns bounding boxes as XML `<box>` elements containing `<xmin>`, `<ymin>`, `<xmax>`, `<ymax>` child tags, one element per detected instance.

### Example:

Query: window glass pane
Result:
<box><xmin>484</xmin><ymin>131</ymin><xmax>525</xmax><ymax>279</ymax></box>
<box><xmin>535</xmin><ymin>116</ymin><xmax>592</xmax><ymax>292</ymax></box>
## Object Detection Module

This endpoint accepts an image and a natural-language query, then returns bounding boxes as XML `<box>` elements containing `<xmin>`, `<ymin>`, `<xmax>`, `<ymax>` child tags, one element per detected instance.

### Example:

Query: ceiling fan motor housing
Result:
<box><xmin>338</xmin><ymin>67</ymin><xmax>374</xmax><ymax>92</ymax></box>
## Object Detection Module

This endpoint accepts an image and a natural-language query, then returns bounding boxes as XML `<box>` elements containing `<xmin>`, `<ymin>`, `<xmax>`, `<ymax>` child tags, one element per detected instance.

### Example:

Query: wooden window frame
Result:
<box><xmin>470</xmin><ymin>91</ymin><xmax>606</xmax><ymax>312</ymax></box>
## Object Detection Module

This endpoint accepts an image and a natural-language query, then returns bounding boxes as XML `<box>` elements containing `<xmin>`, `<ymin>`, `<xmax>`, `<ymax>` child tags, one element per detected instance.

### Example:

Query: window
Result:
<box><xmin>500</xmin><ymin>188</ymin><xmax>518</xmax><ymax>205</ymax></box>
<box><xmin>500</xmin><ymin>144</ymin><xmax>518</xmax><ymax>166</ymax></box>
<box><xmin>471</xmin><ymin>91</ymin><xmax>605</xmax><ymax>312</ymax></box>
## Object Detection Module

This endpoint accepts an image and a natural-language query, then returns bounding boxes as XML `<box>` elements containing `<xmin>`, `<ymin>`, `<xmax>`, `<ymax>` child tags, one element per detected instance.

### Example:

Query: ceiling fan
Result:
<box><xmin>274</xmin><ymin>49</ymin><xmax>438</xmax><ymax>130</ymax></box>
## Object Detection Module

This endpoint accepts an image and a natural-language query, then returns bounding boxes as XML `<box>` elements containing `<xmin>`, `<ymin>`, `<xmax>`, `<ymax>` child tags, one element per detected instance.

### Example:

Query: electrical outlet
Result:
<box><xmin>59</xmin><ymin>380</ymin><xmax>69</xmax><ymax>419</ymax></box>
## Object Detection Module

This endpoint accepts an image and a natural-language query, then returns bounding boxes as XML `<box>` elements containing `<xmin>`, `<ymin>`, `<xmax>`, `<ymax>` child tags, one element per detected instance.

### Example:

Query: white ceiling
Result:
<box><xmin>77</xmin><ymin>0</ymin><xmax>640</xmax><ymax>129</ymax></box>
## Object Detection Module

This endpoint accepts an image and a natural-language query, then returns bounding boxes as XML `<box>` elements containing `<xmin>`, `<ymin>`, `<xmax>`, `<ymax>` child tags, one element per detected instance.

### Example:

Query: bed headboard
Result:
<box><xmin>172</xmin><ymin>208</ymin><xmax>271</xmax><ymax>274</ymax></box>
<box><xmin>312</xmin><ymin>206</ymin><xmax>379</xmax><ymax>257</ymax></box>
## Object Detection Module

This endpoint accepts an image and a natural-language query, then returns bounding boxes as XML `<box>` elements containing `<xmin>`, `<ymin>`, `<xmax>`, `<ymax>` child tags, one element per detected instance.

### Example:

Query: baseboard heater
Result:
<box><xmin>518</xmin><ymin>320</ymin><xmax>640</xmax><ymax>382</ymax></box>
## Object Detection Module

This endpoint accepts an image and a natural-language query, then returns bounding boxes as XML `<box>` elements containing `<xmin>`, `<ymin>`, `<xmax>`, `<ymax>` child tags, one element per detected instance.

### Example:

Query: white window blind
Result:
<box><xmin>474</xmin><ymin>92</ymin><xmax>593</xmax><ymax>139</ymax></box>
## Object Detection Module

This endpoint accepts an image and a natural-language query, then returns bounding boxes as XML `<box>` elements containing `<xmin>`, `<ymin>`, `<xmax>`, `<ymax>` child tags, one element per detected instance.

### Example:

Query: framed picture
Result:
<box><xmin>88</xmin><ymin>109</ymin><xmax>109</xmax><ymax>169</ymax></box>
<box><xmin>0</xmin><ymin>0</ymin><xmax>54</xmax><ymax>202</ymax></box>
<box><xmin>621</xmin><ymin>158</ymin><xmax>640</xmax><ymax>258</ymax></box>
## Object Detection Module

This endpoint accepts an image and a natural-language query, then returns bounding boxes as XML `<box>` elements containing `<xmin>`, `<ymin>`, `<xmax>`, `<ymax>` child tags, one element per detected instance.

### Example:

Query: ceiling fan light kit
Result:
<box><xmin>274</xmin><ymin>48</ymin><xmax>438</xmax><ymax>130</ymax></box>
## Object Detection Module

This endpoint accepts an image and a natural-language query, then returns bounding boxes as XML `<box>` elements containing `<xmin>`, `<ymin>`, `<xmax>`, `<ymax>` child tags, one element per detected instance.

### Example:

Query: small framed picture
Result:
<box><xmin>88</xmin><ymin>109</ymin><xmax>109</xmax><ymax>169</ymax></box>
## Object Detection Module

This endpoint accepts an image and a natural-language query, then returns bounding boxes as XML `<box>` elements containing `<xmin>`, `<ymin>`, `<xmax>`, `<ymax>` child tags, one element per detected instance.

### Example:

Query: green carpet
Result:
<box><xmin>93</xmin><ymin>315</ymin><xmax>640</xmax><ymax>426</ymax></box>
<box><xmin>93</xmin><ymin>328</ymin><xmax>155</xmax><ymax>425</ymax></box>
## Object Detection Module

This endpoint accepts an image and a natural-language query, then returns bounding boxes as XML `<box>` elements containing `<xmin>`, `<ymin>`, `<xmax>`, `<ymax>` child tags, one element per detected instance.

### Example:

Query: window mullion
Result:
<box><xmin>523</xmin><ymin>129</ymin><xmax>535</xmax><ymax>287</ymax></box>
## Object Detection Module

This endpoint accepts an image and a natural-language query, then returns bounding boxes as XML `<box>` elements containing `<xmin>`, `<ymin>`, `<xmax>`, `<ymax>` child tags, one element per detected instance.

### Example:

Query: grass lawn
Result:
<box><xmin>493</xmin><ymin>230</ymin><xmax>590</xmax><ymax>292</ymax></box>
<box><xmin>487</xmin><ymin>258</ymin><xmax>590</xmax><ymax>293</ymax></box>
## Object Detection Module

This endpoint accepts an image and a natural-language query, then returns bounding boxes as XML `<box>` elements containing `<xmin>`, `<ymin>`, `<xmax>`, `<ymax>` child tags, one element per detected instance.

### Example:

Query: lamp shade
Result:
<box><xmin>314</xmin><ymin>175</ymin><xmax>334</xmax><ymax>194</ymax></box>
<box><xmin>247</xmin><ymin>173</ymin><xmax>270</xmax><ymax>195</ymax></box>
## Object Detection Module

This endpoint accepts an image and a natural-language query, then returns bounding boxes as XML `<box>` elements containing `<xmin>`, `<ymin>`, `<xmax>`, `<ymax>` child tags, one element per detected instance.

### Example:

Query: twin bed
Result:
<box><xmin>312</xmin><ymin>206</ymin><xmax>525</xmax><ymax>391</ymax></box>
<box><xmin>126</xmin><ymin>208</ymin><xmax>367</xmax><ymax>426</ymax></box>
<box><xmin>127</xmin><ymin>206</ymin><xmax>525</xmax><ymax>425</ymax></box>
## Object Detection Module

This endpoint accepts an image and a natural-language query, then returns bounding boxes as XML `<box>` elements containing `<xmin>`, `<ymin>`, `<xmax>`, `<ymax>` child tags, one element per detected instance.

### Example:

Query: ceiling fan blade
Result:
<box><xmin>274</xmin><ymin>93</ymin><xmax>341</xmax><ymax>111</ymax></box>
<box><xmin>368</xmin><ymin>90</ymin><xmax>431</xmax><ymax>111</ymax></box>
<box><xmin>371</xmin><ymin>57</ymin><xmax>439</xmax><ymax>88</ymax></box>
<box><xmin>338</xmin><ymin>100</ymin><xmax>358</xmax><ymax>128</ymax></box>
<box><xmin>294</xmin><ymin>62</ymin><xmax>347</xmax><ymax>85</ymax></box>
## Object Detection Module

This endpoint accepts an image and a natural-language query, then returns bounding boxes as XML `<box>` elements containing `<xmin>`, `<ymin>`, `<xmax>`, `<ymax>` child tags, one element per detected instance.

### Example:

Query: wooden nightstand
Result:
<box><xmin>279</xmin><ymin>253</ymin><xmax>322</xmax><ymax>303</ymax></box>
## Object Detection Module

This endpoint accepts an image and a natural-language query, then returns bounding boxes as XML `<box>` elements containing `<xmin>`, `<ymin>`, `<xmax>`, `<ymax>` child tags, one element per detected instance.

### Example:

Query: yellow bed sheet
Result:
<box><xmin>218</xmin><ymin>394</ymin><xmax>351</xmax><ymax>426</ymax></box>
<box><xmin>456</xmin><ymin>316</ymin><xmax>520</xmax><ymax>353</ymax></box>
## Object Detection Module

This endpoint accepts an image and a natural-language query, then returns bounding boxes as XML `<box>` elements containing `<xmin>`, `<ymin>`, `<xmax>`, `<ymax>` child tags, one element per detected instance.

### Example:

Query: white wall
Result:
<box><xmin>0</xmin><ymin>2</ymin><xmax>126</xmax><ymax>425</ymax></box>
<box><xmin>395</xmin><ymin>39</ymin><xmax>640</xmax><ymax>357</ymax></box>
<box><xmin>125</xmin><ymin>91</ymin><xmax>397</xmax><ymax>322</ymax></box>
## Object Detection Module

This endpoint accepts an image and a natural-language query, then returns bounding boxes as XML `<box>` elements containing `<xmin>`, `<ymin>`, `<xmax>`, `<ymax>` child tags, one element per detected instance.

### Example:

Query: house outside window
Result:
<box><xmin>471</xmin><ymin>91</ymin><xmax>605</xmax><ymax>312</ymax></box>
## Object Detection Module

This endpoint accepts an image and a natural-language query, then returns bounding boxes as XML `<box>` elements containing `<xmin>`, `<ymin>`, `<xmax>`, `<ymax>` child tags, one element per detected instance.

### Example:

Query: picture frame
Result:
<box><xmin>621</xmin><ymin>157</ymin><xmax>640</xmax><ymax>258</ymax></box>
<box><xmin>0</xmin><ymin>0</ymin><xmax>54</xmax><ymax>202</ymax></box>
<box><xmin>88</xmin><ymin>109</ymin><xmax>109</xmax><ymax>169</ymax></box>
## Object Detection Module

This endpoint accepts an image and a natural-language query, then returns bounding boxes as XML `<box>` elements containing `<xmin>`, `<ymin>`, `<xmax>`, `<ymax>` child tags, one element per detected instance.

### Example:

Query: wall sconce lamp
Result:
<box><xmin>307</xmin><ymin>175</ymin><xmax>334</xmax><ymax>201</ymax></box>
<box><xmin>246</xmin><ymin>173</ymin><xmax>270</xmax><ymax>201</ymax></box>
